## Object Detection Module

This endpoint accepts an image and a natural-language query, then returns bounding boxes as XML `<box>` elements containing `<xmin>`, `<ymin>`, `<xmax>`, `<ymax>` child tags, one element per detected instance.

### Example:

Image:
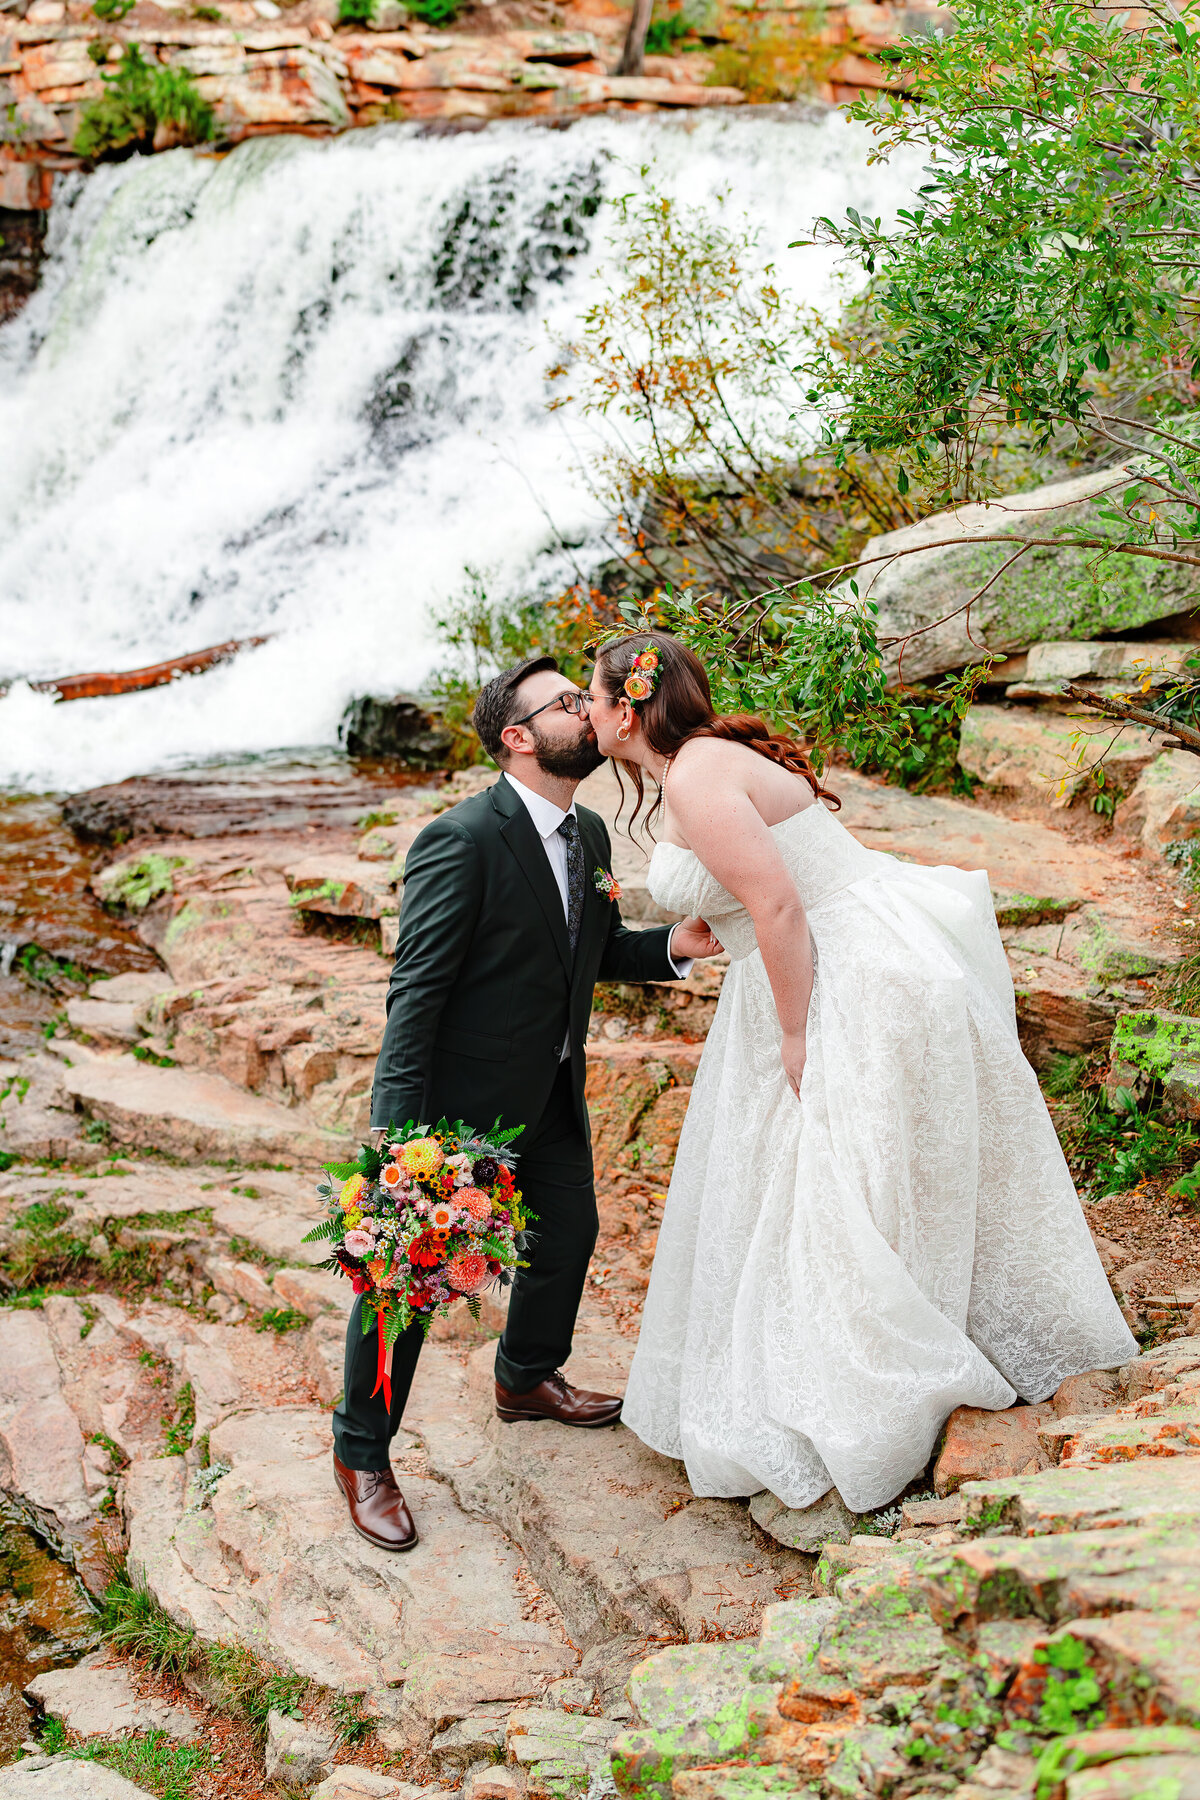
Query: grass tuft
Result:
<box><xmin>255</xmin><ymin>1306</ymin><xmax>310</xmax><ymax>1335</ymax></box>
<box><xmin>160</xmin><ymin>1382</ymin><xmax>195</xmax><ymax>1458</ymax></box>
<box><xmin>69</xmin><ymin>1732</ymin><xmax>215</xmax><ymax>1800</ymax></box>
<box><xmin>206</xmin><ymin>1640</ymin><xmax>311</xmax><ymax>1737</ymax></box>
<box><xmin>330</xmin><ymin>1689</ymin><xmax>374</xmax><ymax>1744</ymax></box>
<box><xmin>99</xmin><ymin>1566</ymin><xmax>199</xmax><ymax>1675</ymax></box>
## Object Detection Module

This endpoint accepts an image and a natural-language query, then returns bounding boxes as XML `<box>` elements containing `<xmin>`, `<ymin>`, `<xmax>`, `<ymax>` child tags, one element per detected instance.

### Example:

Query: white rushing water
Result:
<box><xmin>0</xmin><ymin>110</ymin><xmax>914</xmax><ymax>793</ymax></box>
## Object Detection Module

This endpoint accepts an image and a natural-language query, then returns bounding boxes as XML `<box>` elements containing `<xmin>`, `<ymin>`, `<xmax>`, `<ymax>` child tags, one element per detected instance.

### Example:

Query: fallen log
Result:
<box><xmin>0</xmin><ymin>636</ymin><xmax>270</xmax><ymax>703</ymax></box>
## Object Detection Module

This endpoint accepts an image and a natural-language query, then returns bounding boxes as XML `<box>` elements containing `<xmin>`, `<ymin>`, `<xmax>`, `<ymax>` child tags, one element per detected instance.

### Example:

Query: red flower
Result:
<box><xmin>351</xmin><ymin>1274</ymin><xmax>372</xmax><ymax>1294</ymax></box>
<box><xmin>408</xmin><ymin>1230</ymin><xmax>444</xmax><ymax>1268</ymax></box>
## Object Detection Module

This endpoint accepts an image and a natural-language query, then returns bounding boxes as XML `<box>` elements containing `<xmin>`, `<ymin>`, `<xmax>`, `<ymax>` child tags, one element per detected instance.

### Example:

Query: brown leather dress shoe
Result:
<box><xmin>333</xmin><ymin>1453</ymin><xmax>418</xmax><ymax>1551</ymax></box>
<box><xmin>495</xmin><ymin>1370</ymin><xmax>623</xmax><ymax>1427</ymax></box>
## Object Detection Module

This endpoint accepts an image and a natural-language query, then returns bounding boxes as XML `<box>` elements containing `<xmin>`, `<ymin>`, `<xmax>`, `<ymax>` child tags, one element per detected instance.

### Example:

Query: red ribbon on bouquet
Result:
<box><xmin>369</xmin><ymin>1310</ymin><xmax>395</xmax><ymax>1414</ymax></box>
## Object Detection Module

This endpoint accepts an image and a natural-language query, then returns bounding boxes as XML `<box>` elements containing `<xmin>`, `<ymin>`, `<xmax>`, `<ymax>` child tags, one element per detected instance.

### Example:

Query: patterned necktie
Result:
<box><xmin>557</xmin><ymin>815</ymin><xmax>584</xmax><ymax>955</ymax></box>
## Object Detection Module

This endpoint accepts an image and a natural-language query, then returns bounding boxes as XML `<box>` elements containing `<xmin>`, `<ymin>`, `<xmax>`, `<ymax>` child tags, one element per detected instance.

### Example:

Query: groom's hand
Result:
<box><xmin>671</xmin><ymin>916</ymin><xmax>723</xmax><ymax>959</ymax></box>
<box><xmin>370</xmin><ymin>1128</ymin><xmax>388</xmax><ymax>1152</ymax></box>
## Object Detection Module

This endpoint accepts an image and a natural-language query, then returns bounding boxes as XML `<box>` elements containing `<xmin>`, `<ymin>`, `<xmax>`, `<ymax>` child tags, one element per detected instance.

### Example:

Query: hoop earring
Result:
<box><xmin>616</xmin><ymin>724</ymin><xmax>631</xmax><ymax>743</ymax></box>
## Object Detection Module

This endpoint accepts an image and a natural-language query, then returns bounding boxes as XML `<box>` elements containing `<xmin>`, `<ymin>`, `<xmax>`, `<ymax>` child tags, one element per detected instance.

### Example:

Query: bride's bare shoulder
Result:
<box><xmin>670</xmin><ymin>737</ymin><xmax>732</xmax><ymax>774</ymax></box>
<box><xmin>666</xmin><ymin>737</ymin><xmax>740</xmax><ymax>794</ymax></box>
<box><xmin>669</xmin><ymin>736</ymin><xmax>818</xmax><ymax>820</ymax></box>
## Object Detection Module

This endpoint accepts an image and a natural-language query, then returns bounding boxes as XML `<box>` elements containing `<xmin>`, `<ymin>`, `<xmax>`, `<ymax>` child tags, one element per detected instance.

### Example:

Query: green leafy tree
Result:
<box><xmin>796</xmin><ymin>0</ymin><xmax>1200</xmax><ymax>754</ymax></box>
<box><xmin>609</xmin><ymin>587</ymin><xmax>988</xmax><ymax>779</ymax></box>
<box><xmin>544</xmin><ymin>181</ymin><xmax>987</xmax><ymax>785</ymax></box>
<box><xmin>550</xmin><ymin>185</ymin><xmax>917</xmax><ymax>600</ymax></box>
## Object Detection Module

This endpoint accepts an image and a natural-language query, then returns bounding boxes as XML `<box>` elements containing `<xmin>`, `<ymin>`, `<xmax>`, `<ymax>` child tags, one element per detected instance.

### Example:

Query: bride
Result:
<box><xmin>584</xmin><ymin>630</ymin><xmax>1136</xmax><ymax>1513</ymax></box>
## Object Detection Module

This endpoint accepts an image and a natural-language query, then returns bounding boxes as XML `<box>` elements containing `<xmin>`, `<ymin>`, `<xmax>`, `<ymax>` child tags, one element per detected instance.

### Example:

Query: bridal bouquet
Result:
<box><xmin>303</xmin><ymin>1119</ymin><xmax>528</xmax><ymax>1408</ymax></box>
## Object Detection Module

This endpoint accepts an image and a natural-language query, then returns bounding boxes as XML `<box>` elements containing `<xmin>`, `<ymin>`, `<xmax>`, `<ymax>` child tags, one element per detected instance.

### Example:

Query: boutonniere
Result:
<box><xmin>594</xmin><ymin>866</ymin><xmax>622</xmax><ymax>902</ymax></box>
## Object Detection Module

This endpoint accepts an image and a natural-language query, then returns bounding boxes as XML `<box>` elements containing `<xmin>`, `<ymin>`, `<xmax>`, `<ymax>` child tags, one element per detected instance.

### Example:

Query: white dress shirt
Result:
<box><xmin>504</xmin><ymin>773</ymin><xmax>692</xmax><ymax>1063</ymax></box>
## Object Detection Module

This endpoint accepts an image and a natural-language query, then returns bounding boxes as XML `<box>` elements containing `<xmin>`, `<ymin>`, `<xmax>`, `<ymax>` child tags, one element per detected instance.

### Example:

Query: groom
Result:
<box><xmin>331</xmin><ymin>655</ymin><xmax>716</xmax><ymax>1550</ymax></box>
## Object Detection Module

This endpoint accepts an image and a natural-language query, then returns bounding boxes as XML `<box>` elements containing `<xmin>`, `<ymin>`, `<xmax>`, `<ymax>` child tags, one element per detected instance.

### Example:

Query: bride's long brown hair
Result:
<box><xmin>593</xmin><ymin>630</ymin><xmax>839</xmax><ymax>837</ymax></box>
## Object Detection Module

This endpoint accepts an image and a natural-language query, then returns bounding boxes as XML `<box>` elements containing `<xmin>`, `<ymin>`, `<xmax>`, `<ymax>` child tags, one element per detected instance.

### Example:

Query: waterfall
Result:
<box><xmin>0</xmin><ymin>110</ymin><xmax>916</xmax><ymax>794</ymax></box>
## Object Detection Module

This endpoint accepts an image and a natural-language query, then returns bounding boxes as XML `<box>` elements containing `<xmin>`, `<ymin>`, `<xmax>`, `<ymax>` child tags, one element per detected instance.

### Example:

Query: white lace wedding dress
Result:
<box><xmin>621</xmin><ymin>800</ymin><xmax>1136</xmax><ymax>1513</ymax></box>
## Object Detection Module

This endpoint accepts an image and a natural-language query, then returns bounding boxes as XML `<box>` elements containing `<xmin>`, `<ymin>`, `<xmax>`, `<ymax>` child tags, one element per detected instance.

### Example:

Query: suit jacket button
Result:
<box><xmin>552</xmin><ymin>1045</ymin><xmax>561</xmax><ymax>1058</ymax></box>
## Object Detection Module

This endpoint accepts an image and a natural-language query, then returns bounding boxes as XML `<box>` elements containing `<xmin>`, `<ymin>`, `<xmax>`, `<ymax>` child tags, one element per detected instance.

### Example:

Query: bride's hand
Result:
<box><xmin>671</xmin><ymin>916</ymin><xmax>723</xmax><ymax>959</ymax></box>
<box><xmin>782</xmin><ymin>1032</ymin><xmax>807</xmax><ymax>1099</ymax></box>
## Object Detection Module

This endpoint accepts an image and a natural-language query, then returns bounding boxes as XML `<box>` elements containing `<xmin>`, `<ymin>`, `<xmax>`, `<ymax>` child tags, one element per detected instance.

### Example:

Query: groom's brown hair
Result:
<box><xmin>471</xmin><ymin>656</ymin><xmax>559</xmax><ymax>763</ymax></box>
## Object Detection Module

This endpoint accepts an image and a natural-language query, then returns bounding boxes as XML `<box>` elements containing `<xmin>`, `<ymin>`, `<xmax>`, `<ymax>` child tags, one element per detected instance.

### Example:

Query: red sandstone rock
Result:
<box><xmin>933</xmin><ymin>1401</ymin><xmax>1056</xmax><ymax>1495</ymax></box>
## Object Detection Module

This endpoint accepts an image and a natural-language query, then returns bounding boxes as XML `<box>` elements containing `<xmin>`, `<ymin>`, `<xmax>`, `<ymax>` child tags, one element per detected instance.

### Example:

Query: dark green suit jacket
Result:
<box><xmin>370</xmin><ymin>773</ymin><xmax>678</xmax><ymax>1143</ymax></box>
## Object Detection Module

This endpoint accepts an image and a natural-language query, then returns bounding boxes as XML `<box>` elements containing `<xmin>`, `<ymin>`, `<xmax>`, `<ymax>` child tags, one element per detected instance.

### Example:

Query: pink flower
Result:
<box><xmin>429</xmin><ymin>1200</ymin><xmax>458</xmax><ymax>1232</ymax></box>
<box><xmin>445</xmin><ymin>1251</ymin><xmax>490</xmax><ymax>1295</ymax></box>
<box><xmin>457</xmin><ymin>1187</ymin><xmax>493</xmax><ymax>1222</ymax></box>
<box><xmin>344</xmin><ymin>1229</ymin><xmax>375</xmax><ymax>1258</ymax></box>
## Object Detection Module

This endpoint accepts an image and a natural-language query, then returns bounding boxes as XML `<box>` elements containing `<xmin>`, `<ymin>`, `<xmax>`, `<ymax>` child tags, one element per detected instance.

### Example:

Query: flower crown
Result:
<box><xmin>587</xmin><ymin>629</ymin><xmax>663</xmax><ymax>706</ymax></box>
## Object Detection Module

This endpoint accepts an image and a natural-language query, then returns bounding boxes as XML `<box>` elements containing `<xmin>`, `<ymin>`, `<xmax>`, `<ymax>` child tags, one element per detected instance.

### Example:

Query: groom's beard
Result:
<box><xmin>530</xmin><ymin>722</ymin><xmax>605</xmax><ymax>781</ymax></box>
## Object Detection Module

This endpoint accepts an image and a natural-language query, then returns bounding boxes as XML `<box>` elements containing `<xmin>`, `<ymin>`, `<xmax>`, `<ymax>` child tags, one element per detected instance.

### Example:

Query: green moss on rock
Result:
<box><xmin>1111</xmin><ymin>1011</ymin><xmax>1200</xmax><ymax>1081</ymax></box>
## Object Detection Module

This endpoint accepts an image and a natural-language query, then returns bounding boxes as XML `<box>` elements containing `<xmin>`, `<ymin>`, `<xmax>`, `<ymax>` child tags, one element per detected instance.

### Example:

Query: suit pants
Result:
<box><xmin>331</xmin><ymin>1062</ymin><xmax>596</xmax><ymax>1470</ymax></box>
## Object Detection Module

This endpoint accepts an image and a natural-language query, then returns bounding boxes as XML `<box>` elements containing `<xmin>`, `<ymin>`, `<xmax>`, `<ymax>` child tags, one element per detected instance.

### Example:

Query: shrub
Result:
<box><xmin>644</xmin><ymin>9</ymin><xmax>691</xmax><ymax>52</ymax></box>
<box><xmin>429</xmin><ymin>568</ymin><xmax>614</xmax><ymax>766</ymax></box>
<box><xmin>75</xmin><ymin>46</ymin><xmax>215</xmax><ymax>160</ymax></box>
<box><xmin>403</xmin><ymin>0</ymin><xmax>460</xmax><ymax>23</ymax></box>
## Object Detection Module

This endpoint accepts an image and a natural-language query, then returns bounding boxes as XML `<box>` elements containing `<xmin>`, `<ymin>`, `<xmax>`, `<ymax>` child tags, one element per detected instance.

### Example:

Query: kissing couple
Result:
<box><xmin>330</xmin><ymin>632</ymin><xmax>1134</xmax><ymax>1550</ymax></box>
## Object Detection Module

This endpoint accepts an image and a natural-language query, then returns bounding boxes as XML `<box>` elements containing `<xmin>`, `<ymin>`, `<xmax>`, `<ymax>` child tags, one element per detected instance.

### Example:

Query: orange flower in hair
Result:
<box><xmin>624</xmin><ymin>673</ymin><xmax>653</xmax><ymax>702</ymax></box>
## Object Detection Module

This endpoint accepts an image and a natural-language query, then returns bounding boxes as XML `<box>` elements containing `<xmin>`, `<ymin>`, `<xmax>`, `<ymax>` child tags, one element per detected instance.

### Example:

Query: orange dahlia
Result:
<box><xmin>445</xmin><ymin>1250</ymin><xmax>489</xmax><ymax>1295</ymax></box>
<box><xmin>457</xmin><ymin>1186</ymin><xmax>493</xmax><ymax>1221</ymax></box>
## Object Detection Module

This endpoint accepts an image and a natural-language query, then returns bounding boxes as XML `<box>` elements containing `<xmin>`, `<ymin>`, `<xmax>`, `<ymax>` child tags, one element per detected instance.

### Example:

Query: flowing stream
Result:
<box><xmin>0</xmin><ymin>1500</ymin><xmax>98</xmax><ymax>1760</ymax></box>
<box><xmin>0</xmin><ymin>108</ymin><xmax>915</xmax><ymax>795</ymax></box>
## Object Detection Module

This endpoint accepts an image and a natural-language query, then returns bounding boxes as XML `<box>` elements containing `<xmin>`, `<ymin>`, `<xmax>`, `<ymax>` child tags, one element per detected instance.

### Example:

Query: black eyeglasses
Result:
<box><xmin>510</xmin><ymin>691</ymin><xmax>593</xmax><ymax>727</ymax></box>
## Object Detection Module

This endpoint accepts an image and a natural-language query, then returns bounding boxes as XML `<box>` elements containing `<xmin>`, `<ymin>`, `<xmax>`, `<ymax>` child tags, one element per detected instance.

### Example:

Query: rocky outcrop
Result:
<box><xmin>1004</xmin><ymin>638</ymin><xmax>1198</xmax><ymax>702</ymax></box>
<box><xmin>0</xmin><ymin>1308</ymin><xmax>95</xmax><ymax>1546</ymax></box>
<box><xmin>0</xmin><ymin>0</ymin><xmax>952</xmax><ymax>235</ymax></box>
<box><xmin>1107</xmin><ymin>1009</ymin><xmax>1200</xmax><ymax>1119</ymax></box>
<box><xmin>0</xmin><ymin>1024</ymin><xmax>1196</xmax><ymax>1789</ymax></box>
<box><xmin>1116</xmin><ymin>751</ymin><xmax>1200</xmax><ymax>859</ymax></box>
<box><xmin>340</xmin><ymin>694</ymin><xmax>454</xmax><ymax>766</ymax></box>
<box><xmin>858</xmin><ymin>464</ymin><xmax>1200</xmax><ymax>684</ymax></box>
<box><xmin>958</xmin><ymin>705</ymin><xmax>1162</xmax><ymax>806</ymax></box>
<box><xmin>25</xmin><ymin>1653</ymin><xmax>201</xmax><ymax>1743</ymax></box>
<box><xmin>6</xmin><ymin>757</ymin><xmax>1186</xmax><ymax>1177</ymax></box>
<box><xmin>0</xmin><ymin>200</ymin><xmax>46</xmax><ymax>323</ymax></box>
<box><xmin>0</xmin><ymin>1764</ymin><xmax>158</xmax><ymax>1799</ymax></box>
<box><xmin>607</xmin><ymin>1352</ymin><xmax>1200</xmax><ymax>1800</ymax></box>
